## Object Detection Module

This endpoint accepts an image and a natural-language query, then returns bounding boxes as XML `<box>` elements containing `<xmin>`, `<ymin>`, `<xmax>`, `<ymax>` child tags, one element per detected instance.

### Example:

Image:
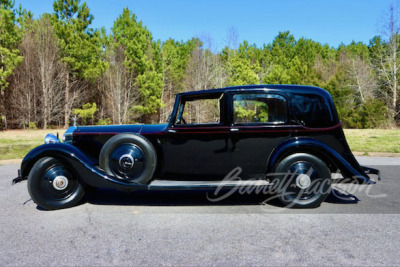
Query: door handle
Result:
<box><xmin>167</xmin><ymin>129</ymin><xmax>176</xmax><ymax>133</ymax></box>
<box><xmin>230</xmin><ymin>128</ymin><xmax>239</xmax><ymax>132</ymax></box>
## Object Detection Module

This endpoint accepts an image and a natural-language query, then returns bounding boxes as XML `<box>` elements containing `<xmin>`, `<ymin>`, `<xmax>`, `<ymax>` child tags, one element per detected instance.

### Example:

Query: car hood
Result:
<box><xmin>140</xmin><ymin>124</ymin><xmax>169</xmax><ymax>134</ymax></box>
<box><xmin>74</xmin><ymin>124</ymin><xmax>168</xmax><ymax>135</ymax></box>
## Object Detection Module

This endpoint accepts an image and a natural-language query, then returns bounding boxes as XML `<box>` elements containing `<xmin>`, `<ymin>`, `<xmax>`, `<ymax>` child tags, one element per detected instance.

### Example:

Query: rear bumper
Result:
<box><xmin>361</xmin><ymin>166</ymin><xmax>381</xmax><ymax>181</ymax></box>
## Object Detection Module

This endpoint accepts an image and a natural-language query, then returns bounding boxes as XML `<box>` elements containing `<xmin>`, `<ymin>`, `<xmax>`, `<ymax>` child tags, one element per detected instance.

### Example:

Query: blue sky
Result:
<box><xmin>15</xmin><ymin>0</ymin><xmax>393</xmax><ymax>50</ymax></box>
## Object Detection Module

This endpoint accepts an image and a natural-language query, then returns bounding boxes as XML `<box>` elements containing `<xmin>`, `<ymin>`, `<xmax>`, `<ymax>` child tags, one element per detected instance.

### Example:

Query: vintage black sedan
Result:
<box><xmin>14</xmin><ymin>85</ymin><xmax>380</xmax><ymax>209</ymax></box>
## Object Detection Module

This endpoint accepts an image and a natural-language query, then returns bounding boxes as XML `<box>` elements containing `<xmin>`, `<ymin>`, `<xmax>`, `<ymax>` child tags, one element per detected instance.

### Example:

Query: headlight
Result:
<box><xmin>44</xmin><ymin>133</ymin><xmax>60</xmax><ymax>144</ymax></box>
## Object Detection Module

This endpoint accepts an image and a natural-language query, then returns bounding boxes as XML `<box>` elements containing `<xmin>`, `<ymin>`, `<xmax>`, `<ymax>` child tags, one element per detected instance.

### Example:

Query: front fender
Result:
<box><xmin>21</xmin><ymin>143</ymin><xmax>94</xmax><ymax>178</ymax></box>
<box><xmin>20</xmin><ymin>143</ymin><xmax>147</xmax><ymax>190</ymax></box>
<box><xmin>267</xmin><ymin>137</ymin><xmax>373</xmax><ymax>184</ymax></box>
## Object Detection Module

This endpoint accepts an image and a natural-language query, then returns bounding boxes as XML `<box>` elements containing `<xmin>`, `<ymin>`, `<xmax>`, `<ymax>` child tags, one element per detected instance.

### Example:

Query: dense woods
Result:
<box><xmin>0</xmin><ymin>0</ymin><xmax>399</xmax><ymax>129</ymax></box>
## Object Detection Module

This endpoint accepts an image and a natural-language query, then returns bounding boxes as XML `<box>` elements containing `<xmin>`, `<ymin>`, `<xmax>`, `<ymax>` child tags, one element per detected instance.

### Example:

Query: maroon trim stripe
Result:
<box><xmin>72</xmin><ymin>122</ymin><xmax>341</xmax><ymax>136</ymax></box>
<box><xmin>74</xmin><ymin>132</ymin><xmax>119</xmax><ymax>136</ymax></box>
<box><xmin>168</xmin><ymin>122</ymin><xmax>341</xmax><ymax>134</ymax></box>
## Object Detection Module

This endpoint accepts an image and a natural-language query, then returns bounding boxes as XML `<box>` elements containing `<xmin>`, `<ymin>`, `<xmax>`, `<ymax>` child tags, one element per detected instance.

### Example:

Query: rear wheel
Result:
<box><xmin>27</xmin><ymin>157</ymin><xmax>85</xmax><ymax>210</ymax></box>
<box><xmin>273</xmin><ymin>153</ymin><xmax>331</xmax><ymax>208</ymax></box>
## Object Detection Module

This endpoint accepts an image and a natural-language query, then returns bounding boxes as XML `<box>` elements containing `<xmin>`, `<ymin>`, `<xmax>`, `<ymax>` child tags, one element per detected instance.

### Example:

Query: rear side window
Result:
<box><xmin>233</xmin><ymin>93</ymin><xmax>287</xmax><ymax>124</ymax></box>
<box><xmin>291</xmin><ymin>93</ymin><xmax>334</xmax><ymax>127</ymax></box>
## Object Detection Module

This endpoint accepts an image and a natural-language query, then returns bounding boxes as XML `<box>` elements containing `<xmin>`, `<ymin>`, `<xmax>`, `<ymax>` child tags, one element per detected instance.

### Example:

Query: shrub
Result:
<box><xmin>341</xmin><ymin>99</ymin><xmax>387</xmax><ymax>129</ymax></box>
<box><xmin>73</xmin><ymin>103</ymin><xmax>97</xmax><ymax>125</ymax></box>
<box><xmin>97</xmin><ymin>118</ymin><xmax>112</xmax><ymax>125</ymax></box>
<box><xmin>28</xmin><ymin>122</ymin><xmax>37</xmax><ymax>130</ymax></box>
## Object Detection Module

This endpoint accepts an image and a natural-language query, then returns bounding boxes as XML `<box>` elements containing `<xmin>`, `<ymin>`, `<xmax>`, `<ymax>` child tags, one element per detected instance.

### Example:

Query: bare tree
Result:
<box><xmin>159</xmin><ymin>75</ymin><xmax>174</xmax><ymax>123</ymax></box>
<box><xmin>8</xmin><ymin>30</ymin><xmax>39</xmax><ymax>128</ymax></box>
<box><xmin>184</xmin><ymin>46</ymin><xmax>223</xmax><ymax>92</ymax></box>
<box><xmin>226</xmin><ymin>26</ymin><xmax>239</xmax><ymax>51</ymax></box>
<box><xmin>34</xmin><ymin>16</ymin><xmax>64</xmax><ymax>129</ymax></box>
<box><xmin>314</xmin><ymin>55</ymin><xmax>337</xmax><ymax>84</ymax></box>
<box><xmin>340</xmin><ymin>51</ymin><xmax>376</xmax><ymax>102</ymax></box>
<box><xmin>160</xmin><ymin>45</ymin><xmax>177</xmax><ymax>123</ymax></box>
<box><xmin>184</xmin><ymin>34</ymin><xmax>228</xmax><ymax>91</ymax></box>
<box><xmin>183</xmin><ymin>41</ymin><xmax>227</xmax><ymax>123</ymax></box>
<box><xmin>8</xmin><ymin>17</ymin><xmax>68</xmax><ymax>129</ymax></box>
<box><xmin>102</xmin><ymin>45</ymin><xmax>138</xmax><ymax>124</ymax></box>
<box><xmin>374</xmin><ymin>2</ymin><xmax>400</xmax><ymax>120</ymax></box>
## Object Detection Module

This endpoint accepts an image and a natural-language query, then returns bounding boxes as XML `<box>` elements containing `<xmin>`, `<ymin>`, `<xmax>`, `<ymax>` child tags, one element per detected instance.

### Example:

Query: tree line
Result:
<box><xmin>0</xmin><ymin>0</ymin><xmax>399</xmax><ymax>129</ymax></box>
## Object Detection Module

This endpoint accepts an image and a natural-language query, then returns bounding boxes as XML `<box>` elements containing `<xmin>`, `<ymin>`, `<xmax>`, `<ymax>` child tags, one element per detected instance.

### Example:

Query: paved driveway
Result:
<box><xmin>0</xmin><ymin>157</ymin><xmax>399</xmax><ymax>266</ymax></box>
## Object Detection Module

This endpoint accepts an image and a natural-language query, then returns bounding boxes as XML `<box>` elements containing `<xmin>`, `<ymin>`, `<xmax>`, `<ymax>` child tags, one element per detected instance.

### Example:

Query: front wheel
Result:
<box><xmin>273</xmin><ymin>153</ymin><xmax>331</xmax><ymax>208</ymax></box>
<box><xmin>27</xmin><ymin>157</ymin><xmax>85</xmax><ymax>210</ymax></box>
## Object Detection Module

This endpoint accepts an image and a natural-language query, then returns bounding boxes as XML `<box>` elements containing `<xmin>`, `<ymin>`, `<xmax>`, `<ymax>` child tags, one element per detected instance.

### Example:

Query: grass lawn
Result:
<box><xmin>0</xmin><ymin>129</ymin><xmax>64</xmax><ymax>160</ymax></box>
<box><xmin>343</xmin><ymin>129</ymin><xmax>400</xmax><ymax>154</ymax></box>
<box><xmin>0</xmin><ymin>128</ymin><xmax>399</xmax><ymax>161</ymax></box>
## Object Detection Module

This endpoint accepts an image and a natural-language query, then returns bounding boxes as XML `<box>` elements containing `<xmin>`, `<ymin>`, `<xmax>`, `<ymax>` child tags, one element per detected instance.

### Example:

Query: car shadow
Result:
<box><xmin>325</xmin><ymin>187</ymin><xmax>360</xmax><ymax>204</ymax></box>
<box><xmin>80</xmin><ymin>187</ymin><xmax>359</xmax><ymax>208</ymax></box>
<box><xmin>83</xmin><ymin>188</ymin><xmax>282</xmax><ymax>207</ymax></box>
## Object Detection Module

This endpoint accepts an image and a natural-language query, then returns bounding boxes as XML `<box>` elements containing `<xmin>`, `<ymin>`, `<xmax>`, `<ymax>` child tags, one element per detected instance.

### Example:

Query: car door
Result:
<box><xmin>161</xmin><ymin>92</ymin><xmax>230</xmax><ymax>180</ymax></box>
<box><xmin>228</xmin><ymin>90</ymin><xmax>292</xmax><ymax>179</ymax></box>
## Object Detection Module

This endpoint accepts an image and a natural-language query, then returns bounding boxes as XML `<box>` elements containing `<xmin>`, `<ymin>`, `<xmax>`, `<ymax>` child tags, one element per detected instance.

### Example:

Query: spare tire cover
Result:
<box><xmin>99</xmin><ymin>133</ymin><xmax>157</xmax><ymax>184</ymax></box>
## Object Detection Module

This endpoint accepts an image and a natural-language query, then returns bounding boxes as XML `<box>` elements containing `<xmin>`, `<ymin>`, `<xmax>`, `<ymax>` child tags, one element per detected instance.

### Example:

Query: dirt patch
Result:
<box><xmin>0</xmin><ymin>159</ymin><xmax>22</xmax><ymax>165</ymax></box>
<box><xmin>352</xmin><ymin>151</ymin><xmax>400</xmax><ymax>157</ymax></box>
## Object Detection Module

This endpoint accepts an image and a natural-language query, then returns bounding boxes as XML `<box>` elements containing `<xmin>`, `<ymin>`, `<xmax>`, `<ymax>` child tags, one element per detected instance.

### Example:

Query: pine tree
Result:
<box><xmin>112</xmin><ymin>8</ymin><xmax>163</xmax><ymax>122</ymax></box>
<box><xmin>52</xmin><ymin>0</ymin><xmax>106</xmax><ymax>127</ymax></box>
<box><xmin>0</xmin><ymin>0</ymin><xmax>24</xmax><ymax>128</ymax></box>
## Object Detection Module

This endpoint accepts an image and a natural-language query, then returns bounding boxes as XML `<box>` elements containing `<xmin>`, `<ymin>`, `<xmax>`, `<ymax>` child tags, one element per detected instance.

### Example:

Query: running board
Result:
<box><xmin>147</xmin><ymin>180</ymin><xmax>273</xmax><ymax>191</ymax></box>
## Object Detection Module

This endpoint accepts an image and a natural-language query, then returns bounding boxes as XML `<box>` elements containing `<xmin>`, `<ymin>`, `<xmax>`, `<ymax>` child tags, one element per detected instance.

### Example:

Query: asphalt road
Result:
<box><xmin>1</xmin><ymin>157</ymin><xmax>399</xmax><ymax>266</ymax></box>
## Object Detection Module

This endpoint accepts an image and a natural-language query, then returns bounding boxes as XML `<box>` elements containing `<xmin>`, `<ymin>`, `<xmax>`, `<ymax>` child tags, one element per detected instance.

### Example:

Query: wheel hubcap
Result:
<box><xmin>109</xmin><ymin>143</ymin><xmax>146</xmax><ymax>180</ymax></box>
<box><xmin>119</xmin><ymin>154</ymin><xmax>135</xmax><ymax>170</ymax></box>
<box><xmin>53</xmin><ymin>175</ymin><xmax>69</xmax><ymax>190</ymax></box>
<box><xmin>41</xmin><ymin>164</ymin><xmax>78</xmax><ymax>201</ymax></box>
<box><xmin>296</xmin><ymin>173</ymin><xmax>311</xmax><ymax>189</ymax></box>
<box><xmin>284</xmin><ymin>161</ymin><xmax>319</xmax><ymax>201</ymax></box>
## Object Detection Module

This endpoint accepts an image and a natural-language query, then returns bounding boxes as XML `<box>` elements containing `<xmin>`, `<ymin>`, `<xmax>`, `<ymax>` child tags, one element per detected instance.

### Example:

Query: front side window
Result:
<box><xmin>233</xmin><ymin>93</ymin><xmax>287</xmax><ymax>124</ymax></box>
<box><xmin>175</xmin><ymin>94</ymin><xmax>222</xmax><ymax>125</ymax></box>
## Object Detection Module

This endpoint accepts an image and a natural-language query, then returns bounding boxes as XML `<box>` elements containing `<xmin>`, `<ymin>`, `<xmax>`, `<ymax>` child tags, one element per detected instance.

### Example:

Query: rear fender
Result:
<box><xmin>267</xmin><ymin>138</ymin><xmax>374</xmax><ymax>184</ymax></box>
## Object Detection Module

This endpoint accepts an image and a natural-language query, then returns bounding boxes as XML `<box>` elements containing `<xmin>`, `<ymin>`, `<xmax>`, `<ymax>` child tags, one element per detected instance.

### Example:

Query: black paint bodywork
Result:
<box><xmin>18</xmin><ymin>85</ymin><xmax>380</xmax><ymax>189</ymax></box>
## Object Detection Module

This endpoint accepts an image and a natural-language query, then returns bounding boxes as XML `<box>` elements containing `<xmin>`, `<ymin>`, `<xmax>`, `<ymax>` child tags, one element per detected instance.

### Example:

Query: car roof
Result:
<box><xmin>177</xmin><ymin>84</ymin><xmax>331</xmax><ymax>98</ymax></box>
